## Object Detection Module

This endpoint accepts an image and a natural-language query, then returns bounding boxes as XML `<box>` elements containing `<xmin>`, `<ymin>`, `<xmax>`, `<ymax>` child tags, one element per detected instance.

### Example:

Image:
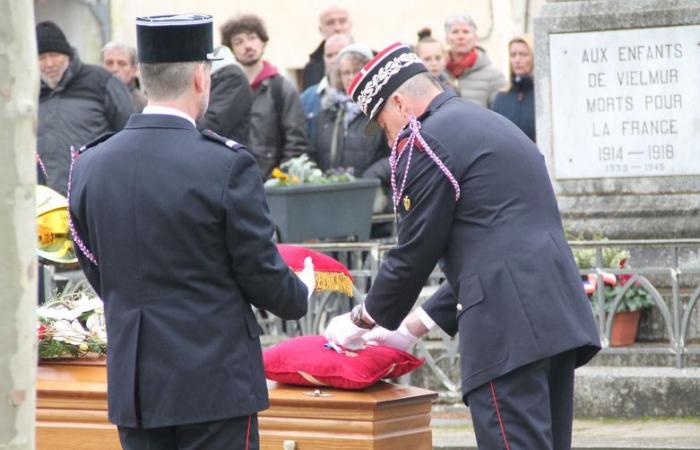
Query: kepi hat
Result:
<box><xmin>136</xmin><ymin>14</ymin><xmax>222</xmax><ymax>63</ymax></box>
<box><xmin>347</xmin><ymin>42</ymin><xmax>428</xmax><ymax>135</ymax></box>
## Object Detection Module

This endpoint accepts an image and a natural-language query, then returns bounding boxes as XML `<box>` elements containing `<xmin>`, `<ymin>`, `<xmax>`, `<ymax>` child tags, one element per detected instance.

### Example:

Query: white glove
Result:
<box><xmin>323</xmin><ymin>312</ymin><xmax>368</xmax><ymax>350</ymax></box>
<box><xmin>362</xmin><ymin>322</ymin><xmax>419</xmax><ymax>352</ymax></box>
<box><xmin>298</xmin><ymin>256</ymin><xmax>315</xmax><ymax>300</ymax></box>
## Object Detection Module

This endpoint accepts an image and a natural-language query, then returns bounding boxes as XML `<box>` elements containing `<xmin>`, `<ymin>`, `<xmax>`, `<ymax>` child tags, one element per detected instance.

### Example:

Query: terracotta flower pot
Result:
<box><xmin>610</xmin><ymin>310</ymin><xmax>641</xmax><ymax>346</ymax></box>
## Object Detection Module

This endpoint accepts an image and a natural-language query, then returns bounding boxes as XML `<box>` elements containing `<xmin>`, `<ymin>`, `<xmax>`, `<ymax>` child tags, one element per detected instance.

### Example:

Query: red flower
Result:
<box><xmin>38</xmin><ymin>324</ymin><xmax>47</xmax><ymax>341</ymax></box>
<box><xmin>618</xmin><ymin>274</ymin><xmax>632</xmax><ymax>286</ymax></box>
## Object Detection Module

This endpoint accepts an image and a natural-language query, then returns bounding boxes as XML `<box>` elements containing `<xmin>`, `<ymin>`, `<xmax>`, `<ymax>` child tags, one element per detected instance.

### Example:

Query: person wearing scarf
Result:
<box><xmin>442</xmin><ymin>13</ymin><xmax>505</xmax><ymax>108</ymax></box>
<box><xmin>311</xmin><ymin>43</ymin><xmax>388</xmax><ymax>177</ymax></box>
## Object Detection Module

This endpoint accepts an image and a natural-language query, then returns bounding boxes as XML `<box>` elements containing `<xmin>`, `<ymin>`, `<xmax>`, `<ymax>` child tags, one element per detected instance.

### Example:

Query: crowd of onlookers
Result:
<box><xmin>35</xmin><ymin>5</ymin><xmax>535</xmax><ymax>213</ymax></box>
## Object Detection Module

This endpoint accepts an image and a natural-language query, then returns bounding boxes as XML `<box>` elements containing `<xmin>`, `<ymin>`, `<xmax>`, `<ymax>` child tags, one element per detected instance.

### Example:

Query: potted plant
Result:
<box><xmin>264</xmin><ymin>155</ymin><xmax>379</xmax><ymax>242</ymax></box>
<box><xmin>573</xmin><ymin>242</ymin><xmax>655</xmax><ymax>346</ymax></box>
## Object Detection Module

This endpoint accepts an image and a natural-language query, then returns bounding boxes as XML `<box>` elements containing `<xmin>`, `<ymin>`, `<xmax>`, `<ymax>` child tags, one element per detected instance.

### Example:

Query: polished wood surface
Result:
<box><xmin>36</xmin><ymin>359</ymin><xmax>437</xmax><ymax>450</ymax></box>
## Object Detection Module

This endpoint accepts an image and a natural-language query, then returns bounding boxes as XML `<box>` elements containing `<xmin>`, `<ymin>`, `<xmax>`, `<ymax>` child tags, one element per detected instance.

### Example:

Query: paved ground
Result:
<box><xmin>431</xmin><ymin>405</ymin><xmax>700</xmax><ymax>449</ymax></box>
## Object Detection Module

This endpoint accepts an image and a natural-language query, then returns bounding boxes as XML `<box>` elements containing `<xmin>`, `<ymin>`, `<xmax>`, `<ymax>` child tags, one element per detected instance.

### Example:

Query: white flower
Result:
<box><xmin>38</xmin><ymin>303</ymin><xmax>80</xmax><ymax>321</ymax></box>
<box><xmin>74</xmin><ymin>294</ymin><xmax>104</xmax><ymax>314</ymax></box>
<box><xmin>86</xmin><ymin>311</ymin><xmax>107</xmax><ymax>343</ymax></box>
<box><xmin>52</xmin><ymin>320</ymin><xmax>89</xmax><ymax>345</ymax></box>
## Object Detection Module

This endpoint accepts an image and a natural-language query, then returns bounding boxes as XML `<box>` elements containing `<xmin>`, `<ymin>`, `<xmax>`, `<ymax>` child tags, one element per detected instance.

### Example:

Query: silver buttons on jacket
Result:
<box><xmin>456</xmin><ymin>303</ymin><xmax>463</xmax><ymax>311</ymax></box>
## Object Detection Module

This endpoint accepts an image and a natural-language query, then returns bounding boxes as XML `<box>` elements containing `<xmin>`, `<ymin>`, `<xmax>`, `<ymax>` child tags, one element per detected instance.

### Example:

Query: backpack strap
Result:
<box><xmin>269</xmin><ymin>75</ymin><xmax>286</xmax><ymax>148</ymax></box>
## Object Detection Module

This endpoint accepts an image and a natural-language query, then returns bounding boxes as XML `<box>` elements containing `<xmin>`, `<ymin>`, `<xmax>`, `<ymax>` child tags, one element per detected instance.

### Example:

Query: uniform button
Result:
<box><xmin>456</xmin><ymin>304</ymin><xmax>463</xmax><ymax>311</ymax></box>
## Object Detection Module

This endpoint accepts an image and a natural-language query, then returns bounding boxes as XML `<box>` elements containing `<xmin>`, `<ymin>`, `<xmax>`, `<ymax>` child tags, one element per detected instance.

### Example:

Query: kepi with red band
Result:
<box><xmin>348</xmin><ymin>42</ymin><xmax>428</xmax><ymax>135</ymax></box>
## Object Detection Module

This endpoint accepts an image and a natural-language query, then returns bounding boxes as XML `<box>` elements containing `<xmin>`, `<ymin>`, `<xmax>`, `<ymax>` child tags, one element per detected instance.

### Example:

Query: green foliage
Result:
<box><xmin>589</xmin><ymin>283</ymin><xmax>656</xmax><ymax>313</ymax></box>
<box><xmin>566</xmin><ymin>229</ymin><xmax>656</xmax><ymax>313</ymax></box>
<box><xmin>566</xmin><ymin>230</ymin><xmax>630</xmax><ymax>269</ymax></box>
<box><xmin>264</xmin><ymin>154</ymin><xmax>356</xmax><ymax>187</ymax></box>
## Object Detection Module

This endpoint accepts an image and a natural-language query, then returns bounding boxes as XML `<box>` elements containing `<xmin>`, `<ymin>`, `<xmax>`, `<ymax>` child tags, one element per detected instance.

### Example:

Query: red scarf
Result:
<box><xmin>446</xmin><ymin>49</ymin><xmax>477</xmax><ymax>78</ymax></box>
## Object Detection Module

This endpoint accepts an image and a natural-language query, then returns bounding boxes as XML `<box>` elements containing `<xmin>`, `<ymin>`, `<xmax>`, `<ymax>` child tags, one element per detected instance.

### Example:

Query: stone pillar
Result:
<box><xmin>534</xmin><ymin>0</ymin><xmax>700</xmax><ymax>239</ymax></box>
<box><xmin>0</xmin><ymin>1</ymin><xmax>39</xmax><ymax>448</ymax></box>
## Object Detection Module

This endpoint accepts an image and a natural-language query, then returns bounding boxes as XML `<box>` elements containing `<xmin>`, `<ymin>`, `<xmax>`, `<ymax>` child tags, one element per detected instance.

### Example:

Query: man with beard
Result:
<box><xmin>68</xmin><ymin>14</ymin><xmax>312</xmax><ymax>450</ymax></box>
<box><xmin>221</xmin><ymin>14</ymin><xmax>310</xmax><ymax>178</ymax></box>
<box><xmin>37</xmin><ymin>21</ymin><xmax>133</xmax><ymax>195</ymax></box>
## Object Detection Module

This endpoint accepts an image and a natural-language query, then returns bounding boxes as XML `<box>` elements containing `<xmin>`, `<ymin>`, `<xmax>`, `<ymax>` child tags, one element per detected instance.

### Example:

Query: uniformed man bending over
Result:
<box><xmin>69</xmin><ymin>14</ymin><xmax>313</xmax><ymax>450</ymax></box>
<box><xmin>325</xmin><ymin>42</ymin><xmax>601</xmax><ymax>450</ymax></box>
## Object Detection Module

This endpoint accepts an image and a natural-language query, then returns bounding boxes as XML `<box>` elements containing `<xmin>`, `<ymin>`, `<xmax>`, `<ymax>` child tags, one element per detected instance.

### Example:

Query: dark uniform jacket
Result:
<box><xmin>363</xmin><ymin>91</ymin><xmax>600</xmax><ymax>398</ymax></box>
<box><xmin>69</xmin><ymin>113</ymin><xmax>308</xmax><ymax>428</ymax></box>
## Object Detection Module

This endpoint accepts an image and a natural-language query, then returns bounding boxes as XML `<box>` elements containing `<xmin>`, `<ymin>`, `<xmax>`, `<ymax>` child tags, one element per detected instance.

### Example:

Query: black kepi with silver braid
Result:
<box><xmin>347</xmin><ymin>42</ymin><xmax>428</xmax><ymax>135</ymax></box>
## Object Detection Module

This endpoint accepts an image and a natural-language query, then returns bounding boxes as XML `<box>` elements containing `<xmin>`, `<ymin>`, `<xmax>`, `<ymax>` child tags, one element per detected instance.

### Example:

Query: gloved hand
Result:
<box><xmin>298</xmin><ymin>256</ymin><xmax>315</xmax><ymax>300</ymax></box>
<box><xmin>362</xmin><ymin>322</ymin><xmax>419</xmax><ymax>352</ymax></box>
<box><xmin>323</xmin><ymin>312</ymin><xmax>368</xmax><ymax>350</ymax></box>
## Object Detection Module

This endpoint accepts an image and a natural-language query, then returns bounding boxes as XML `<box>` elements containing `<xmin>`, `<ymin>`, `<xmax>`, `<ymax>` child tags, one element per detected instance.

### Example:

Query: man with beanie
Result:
<box><xmin>37</xmin><ymin>21</ymin><xmax>133</xmax><ymax>195</ymax></box>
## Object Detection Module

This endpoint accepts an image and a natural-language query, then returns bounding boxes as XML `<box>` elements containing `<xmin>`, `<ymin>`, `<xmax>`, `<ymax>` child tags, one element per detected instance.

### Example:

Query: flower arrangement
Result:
<box><xmin>264</xmin><ymin>154</ymin><xmax>356</xmax><ymax>187</ymax></box>
<box><xmin>572</xmin><ymin>240</ymin><xmax>654</xmax><ymax>313</ymax></box>
<box><xmin>37</xmin><ymin>292</ymin><xmax>107</xmax><ymax>359</ymax></box>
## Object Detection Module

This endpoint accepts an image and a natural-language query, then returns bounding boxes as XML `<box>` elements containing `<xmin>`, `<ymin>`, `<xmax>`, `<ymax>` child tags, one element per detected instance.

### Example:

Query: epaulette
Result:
<box><xmin>201</xmin><ymin>129</ymin><xmax>244</xmax><ymax>151</ymax></box>
<box><xmin>79</xmin><ymin>132</ymin><xmax>115</xmax><ymax>154</ymax></box>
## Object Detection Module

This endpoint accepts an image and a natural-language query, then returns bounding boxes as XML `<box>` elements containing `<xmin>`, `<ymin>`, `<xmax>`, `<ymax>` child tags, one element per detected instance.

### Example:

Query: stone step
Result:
<box><xmin>588</xmin><ymin>344</ymin><xmax>700</xmax><ymax>367</ymax></box>
<box><xmin>574</xmin><ymin>366</ymin><xmax>700</xmax><ymax>418</ymax></box>
<box><xmin>408</xmin><ymin>341</ymin><xmax>700</xmax><ymax>417</ymax></box>
<box><xmin>431</xmin><ymin>405</ymin><xmax>700</xmax><ymax>450</ymax></box>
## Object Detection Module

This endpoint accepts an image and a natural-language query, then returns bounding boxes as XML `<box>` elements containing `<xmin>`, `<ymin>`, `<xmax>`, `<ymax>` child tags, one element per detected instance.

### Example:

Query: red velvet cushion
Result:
<box><xmin>263</xmin><ymin>335</ymin><xmax>424</xmax><ymax>390</ymax></box>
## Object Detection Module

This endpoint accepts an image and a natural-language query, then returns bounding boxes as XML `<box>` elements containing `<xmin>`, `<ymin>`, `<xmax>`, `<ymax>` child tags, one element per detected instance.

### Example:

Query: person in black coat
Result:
<box><xmin>492</xmin><ymin>35</ymin><xmax>536</xmax><ymax>142</ymax></box>
<box><xmin>311</xmin><ymin>43</ymin><xmax>387</xmax><ymax>176</ymax></box>
<box><xmin>324</xmin><ymin>43</ymin><xmax>600</xmax><ymax>450</ymax></box>
<box><xmin>301</xmin><ymin>4</ymin><xmax>352</xmax><ymax>90</ymax></box>
<box><xmin>197</xmin><ymin>46</ymin><xmax>252</xmax><ymax>144</ymax></box>
<box><xmin>68</xmin><ymin>15</ymin><xmax>312</xmax><ymax>450</ymax></box>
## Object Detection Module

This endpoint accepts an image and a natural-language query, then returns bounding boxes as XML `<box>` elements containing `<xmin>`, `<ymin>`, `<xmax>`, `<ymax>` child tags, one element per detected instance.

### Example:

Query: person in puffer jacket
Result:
<box><xmin>442</xmin><ymin>13</ymin><xmax>506</xmax><ymax>109</ymax></box>
<box><xmin>37</xmin><ymin>21</ymin><xmax>133</xmax><ymax>195</ymax></box>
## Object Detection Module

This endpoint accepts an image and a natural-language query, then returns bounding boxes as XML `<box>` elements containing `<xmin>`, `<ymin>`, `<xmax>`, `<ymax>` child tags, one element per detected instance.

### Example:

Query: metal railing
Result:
<box><xmin>43</xmin><ymin>239</ymin><xmax>700</xmax><ymax>394</ymax></box>
<box><xmin>570</xmin><ymin>239</ymin><xmax>700</xmax><ymax>368</ymax></box>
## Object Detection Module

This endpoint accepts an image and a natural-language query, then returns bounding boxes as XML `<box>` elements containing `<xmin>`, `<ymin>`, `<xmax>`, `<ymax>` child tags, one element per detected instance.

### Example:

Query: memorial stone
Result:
<box><xmin>534</xmin><ymin>0</ymin><xmax>700</xmax><ymax>239</ymax></box>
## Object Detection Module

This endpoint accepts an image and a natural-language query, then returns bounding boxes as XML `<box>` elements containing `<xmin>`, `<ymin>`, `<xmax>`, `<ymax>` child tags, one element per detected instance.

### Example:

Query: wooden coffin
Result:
<box><xmin>36</xmin><ymin>359</ymin><xmax>437</xmax><ymax>450</ymax></box>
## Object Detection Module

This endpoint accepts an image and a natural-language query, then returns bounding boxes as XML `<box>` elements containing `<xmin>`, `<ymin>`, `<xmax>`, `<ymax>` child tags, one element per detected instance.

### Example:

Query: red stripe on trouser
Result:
<box><xmin>245</xmin><ymin>415</ymin><xmax>251</xmax><ymax>450</ymax></box>
<box><xmin>489</xmin><ymin>381</ymin><xmax>512</xmax><ymax>450</ymax></box>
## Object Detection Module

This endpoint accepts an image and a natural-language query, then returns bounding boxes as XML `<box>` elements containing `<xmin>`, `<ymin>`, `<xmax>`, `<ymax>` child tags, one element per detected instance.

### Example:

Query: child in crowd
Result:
<box><xmin>415</xmin><ymin>28</ymin><xmax>458</xmax><ymax>94</ymax></box>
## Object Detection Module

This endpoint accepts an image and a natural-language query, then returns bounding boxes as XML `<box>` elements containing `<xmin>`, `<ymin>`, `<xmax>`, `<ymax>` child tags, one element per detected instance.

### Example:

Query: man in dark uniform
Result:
<box><xmin>325</xmin><ymin>43</ymin><xmax>600</xmax><ymax>450</ymax></box>
<box><xmin>68</xmin><ymin>14</ymin><xmax>312</xmax><ymax>450</ymax></box>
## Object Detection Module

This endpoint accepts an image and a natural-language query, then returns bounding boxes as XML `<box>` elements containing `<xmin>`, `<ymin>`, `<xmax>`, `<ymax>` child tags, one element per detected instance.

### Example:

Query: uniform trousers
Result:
<box><xmin>118</xmin><ymin>414</ymin><xmax>258</xmax><ymax>450</ymax></box>
<box><xmin>465</xmin><ymin>350</ymin><xmax>576</xmax><ymax>450</ymax></box>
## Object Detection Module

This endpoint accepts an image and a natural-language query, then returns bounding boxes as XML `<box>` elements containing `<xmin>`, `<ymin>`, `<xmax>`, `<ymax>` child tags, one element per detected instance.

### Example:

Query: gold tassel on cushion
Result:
<box><xmin>314</xmin><ymin>272</ymin><xmax>354</xmax><ymax>297</ymax></box>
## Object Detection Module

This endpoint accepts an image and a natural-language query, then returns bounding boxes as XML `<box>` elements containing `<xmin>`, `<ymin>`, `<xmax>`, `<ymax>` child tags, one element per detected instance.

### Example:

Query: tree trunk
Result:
<box><xmin>0</xmin><ymin>1</ymin><xmax>39</xmax><ymax>448</ymax></box>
